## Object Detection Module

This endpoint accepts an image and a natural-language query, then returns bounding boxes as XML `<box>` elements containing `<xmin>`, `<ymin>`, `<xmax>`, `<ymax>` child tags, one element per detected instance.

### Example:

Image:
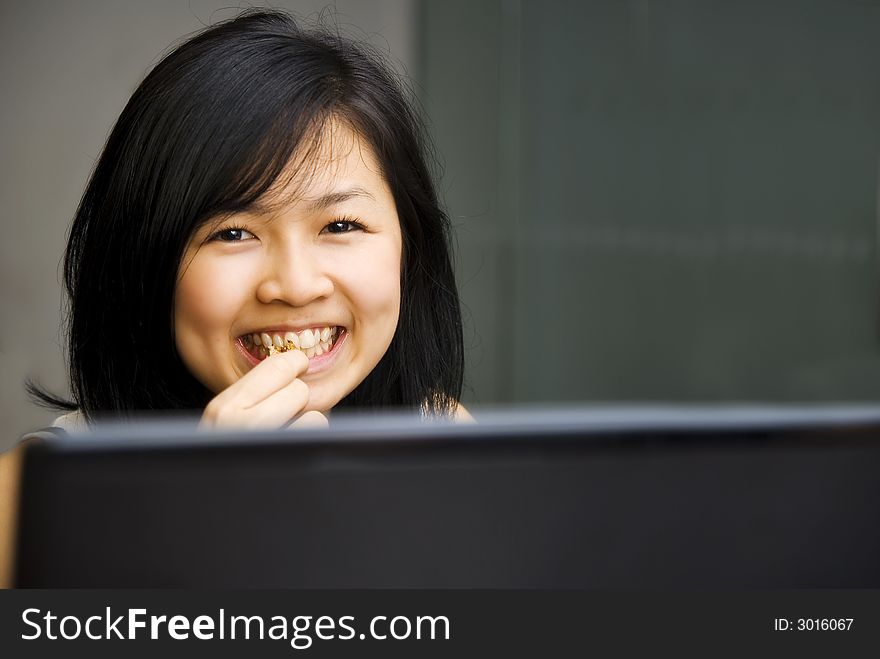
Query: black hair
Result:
<box><xmin>30</xmin><ymin>9</ymin><xmax>463</xmax><ymax>419</ymax></box>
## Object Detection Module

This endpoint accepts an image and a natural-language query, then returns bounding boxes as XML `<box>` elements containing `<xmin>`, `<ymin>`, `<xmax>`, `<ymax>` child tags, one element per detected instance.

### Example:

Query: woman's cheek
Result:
<box><xmin>177</xmin><ymin>258</ymin><xmax>237</xmax><ymax>331</ymax></box>
<box><xmin>346</xmin><ymin>243</ymin><xmax>402</xmax><ymax>328</ymax></box>
<box><xmin>174</xmin><ymin>254</ymin><xmax>254</xmax><ymax>391</ymax></box>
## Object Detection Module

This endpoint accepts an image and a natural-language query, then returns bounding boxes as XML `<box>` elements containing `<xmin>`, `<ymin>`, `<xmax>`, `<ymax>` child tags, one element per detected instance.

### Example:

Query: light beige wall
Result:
<box><xmin>0</xmin><ymin>0</ymin><xmax>417</xmax><ymax>448</ymax></box>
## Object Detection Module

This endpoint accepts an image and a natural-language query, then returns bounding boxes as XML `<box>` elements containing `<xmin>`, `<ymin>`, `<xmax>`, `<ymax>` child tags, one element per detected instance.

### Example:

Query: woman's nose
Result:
<box><xmin>255</xmin><ymin>243</ymin><xmax>334</xmax><ymax>306</ymax></box>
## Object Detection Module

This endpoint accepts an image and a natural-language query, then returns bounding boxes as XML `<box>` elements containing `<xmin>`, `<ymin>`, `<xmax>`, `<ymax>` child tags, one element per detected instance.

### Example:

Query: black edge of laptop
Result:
<box><xmin>14</xmin><ymin>406</ymin><xmax>880</xmax><ymax>588</ymax></box>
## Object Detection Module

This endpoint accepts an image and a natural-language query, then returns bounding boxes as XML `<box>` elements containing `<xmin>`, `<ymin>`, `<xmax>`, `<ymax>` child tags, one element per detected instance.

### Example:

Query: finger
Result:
<box><xmin>289</xmin><ymin>410</ymin><xmax>329</xmax><ymax>429</ymax></box>
<box><xmin>241</xmin><ymin>378</ymin><xmax>312</xmax><ymax>428</ymax></box>
<box><xmin>210</xmin><ymin>350</ymin><xmax>310</xmax><ymax>411</ymax></box>
<box><xmin>202</xmin><ymin>378</ymin><xmax>310</xmax><ymax>429</ymax></box>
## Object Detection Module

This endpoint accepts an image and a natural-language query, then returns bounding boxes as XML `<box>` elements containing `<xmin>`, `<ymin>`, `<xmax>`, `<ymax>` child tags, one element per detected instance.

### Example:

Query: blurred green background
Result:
<box><xmin>419</xmin><ymin>0</ymin><xmax>880</xmax><ymax>405</ymax></box>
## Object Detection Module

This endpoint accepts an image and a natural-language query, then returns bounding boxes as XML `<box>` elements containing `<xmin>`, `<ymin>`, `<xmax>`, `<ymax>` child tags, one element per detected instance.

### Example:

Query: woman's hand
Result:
<box><xmin>199</xmin><ymin>350</ymin><xmax>328</xmax><ymax>429</ymax></box>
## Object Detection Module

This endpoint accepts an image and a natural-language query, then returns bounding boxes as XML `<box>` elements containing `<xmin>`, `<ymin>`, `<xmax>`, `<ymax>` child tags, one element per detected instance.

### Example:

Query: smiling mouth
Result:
<box><xmin>241</xmin><ymin>326</ymin><xmax>342</xmax><ymax>360</ymax></box>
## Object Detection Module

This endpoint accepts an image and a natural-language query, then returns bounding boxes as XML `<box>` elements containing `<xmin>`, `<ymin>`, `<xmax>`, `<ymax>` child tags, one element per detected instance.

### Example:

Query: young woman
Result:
<box><xmin>0</xmin><ymin>10</ymin><xmax>469</xmax><ymax>584</ymax></box>
<box><xmin>31</xmin><ymin>9</ymin><xmax>467</xmax><ymax>429</ymax></box>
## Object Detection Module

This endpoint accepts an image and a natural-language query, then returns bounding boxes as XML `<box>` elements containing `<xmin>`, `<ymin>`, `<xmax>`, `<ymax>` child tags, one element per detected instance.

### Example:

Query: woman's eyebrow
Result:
<box><xmin>305</xmin><ymin>187</ymin><xmax>375</xmax><ymax>211</ymax></box>
<box><xmin>245</xmin><ymin>187</ymin><xmax>376</xmax><ymax>217</ymax></box>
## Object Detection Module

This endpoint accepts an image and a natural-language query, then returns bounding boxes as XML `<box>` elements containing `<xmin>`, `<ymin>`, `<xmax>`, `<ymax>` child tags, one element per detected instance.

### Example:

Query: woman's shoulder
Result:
<box><xmin>51</xmin><ymin>410</ymin><xmax>88</xmax><ymax>433</ymax></box>
<box><xmin>421</xmin><ymin>398</ymin><xmax>475</xmax><ymax>422</ymax></box>
<box><xmin>453</xmin><ymin>402</ymin><xmax>475</xmax><ymax>423</ymax></box>
<box><xmin>11</xmin><ymin>411</ymin><xmax>83</xmax><ymax>445</ymax></box>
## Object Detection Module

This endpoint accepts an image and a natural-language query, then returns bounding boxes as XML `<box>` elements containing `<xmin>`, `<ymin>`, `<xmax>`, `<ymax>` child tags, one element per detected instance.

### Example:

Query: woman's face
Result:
<box><xmin>174</xmin><ymin>123</ymin><xmax>402</xmax><ymax>413</ymax></box>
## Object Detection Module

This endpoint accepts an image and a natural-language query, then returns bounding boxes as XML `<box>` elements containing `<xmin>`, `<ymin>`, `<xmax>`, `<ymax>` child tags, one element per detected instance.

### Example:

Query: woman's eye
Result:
<box><xmin>323</xmin><ymin>220</ymin><xmax>364</xmax><ymax>235</ymax></box>
<box><xmin>209</xmin><ymin>227</ymin><xmax>255</xmax><ymax>242</ymax></box>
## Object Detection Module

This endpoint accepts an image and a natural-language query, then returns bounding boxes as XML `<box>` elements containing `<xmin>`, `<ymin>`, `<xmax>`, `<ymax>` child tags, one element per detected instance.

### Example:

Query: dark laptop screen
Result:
<box><xmin>14</xmin><ymin>407</ymin><xmax>880</xmax><ymax>588</ymax></box>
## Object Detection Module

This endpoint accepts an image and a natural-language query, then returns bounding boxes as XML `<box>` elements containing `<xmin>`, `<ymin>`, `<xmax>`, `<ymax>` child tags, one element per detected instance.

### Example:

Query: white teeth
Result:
<box><xmin>299</xmin><ymin>331</ymin><xmax>317</xmax><ymax>349</ymax></box>
<box><xmin>247</xmin><ymin>326</ymin><xmax>339</xmax><ymax>358</ymax></box>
